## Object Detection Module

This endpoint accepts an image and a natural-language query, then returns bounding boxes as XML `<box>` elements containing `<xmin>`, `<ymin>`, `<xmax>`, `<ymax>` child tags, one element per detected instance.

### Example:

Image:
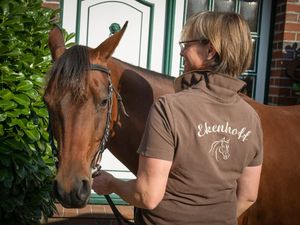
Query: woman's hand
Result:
<box><xmin>92</xmin><ymin>171</ymin><xmax>115</xmax><ymax>195</ymax></box>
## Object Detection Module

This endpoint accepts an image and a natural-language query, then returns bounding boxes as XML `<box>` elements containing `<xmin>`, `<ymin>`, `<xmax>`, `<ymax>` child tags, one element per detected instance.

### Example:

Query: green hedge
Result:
<box><xmin>0</xmin><ymin>1</ymin><xmax>58</xmax><ymax>224</ymax></box>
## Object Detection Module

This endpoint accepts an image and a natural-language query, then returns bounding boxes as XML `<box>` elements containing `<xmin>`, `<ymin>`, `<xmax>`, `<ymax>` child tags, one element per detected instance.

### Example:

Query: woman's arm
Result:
<box><xmin>236</xmin><ymin>165</ymin><xmax>262</xmax><ymax>217</ymax></box>
<box><xmin>92</xmin><ymin>155</ymin><xmax>172</xmax><ymax>209</ymax></box>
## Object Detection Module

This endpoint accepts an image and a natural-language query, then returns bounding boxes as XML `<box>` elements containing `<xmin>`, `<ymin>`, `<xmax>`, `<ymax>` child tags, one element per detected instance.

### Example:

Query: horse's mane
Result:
<box><xmin>47</xmin><ymin>44</ymin><xmax>175</xmax><ymax>101</ymax></box>
<box><xmin>112</xmin><ymin>57</ymin><xmax>175</xmax><ymax>82</ymax></box>
<box><xmin>47</xmin><ymin>45</ymin><xmax>90</xmax><ymax>101</ymax></box>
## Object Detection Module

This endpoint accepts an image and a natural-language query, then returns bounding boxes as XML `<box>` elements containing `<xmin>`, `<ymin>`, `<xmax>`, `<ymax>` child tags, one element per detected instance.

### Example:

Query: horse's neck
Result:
<box><xmin>110</xmin><ymin>58</ymin><xmax>175</xmax><ymax>96</ymax></box>
<box><xmin>107</xmin><ymin>58</ymin><xmax>174</xmax><ymax>174</ymax></box>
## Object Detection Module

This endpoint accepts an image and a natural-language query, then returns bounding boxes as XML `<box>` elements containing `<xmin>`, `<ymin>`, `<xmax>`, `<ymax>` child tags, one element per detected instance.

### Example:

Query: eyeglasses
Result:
<box><xmin>179</xmin><ymin>39</ymin><xmax>209</xmax><ymax>51</ymax></box>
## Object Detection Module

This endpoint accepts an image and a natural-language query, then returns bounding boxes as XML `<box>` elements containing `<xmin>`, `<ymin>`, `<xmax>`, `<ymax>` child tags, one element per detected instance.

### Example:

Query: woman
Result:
<box><xmin>93</xmin><ymin>11</ymin><xmax>263</xmax><ymax>225</ymax></box>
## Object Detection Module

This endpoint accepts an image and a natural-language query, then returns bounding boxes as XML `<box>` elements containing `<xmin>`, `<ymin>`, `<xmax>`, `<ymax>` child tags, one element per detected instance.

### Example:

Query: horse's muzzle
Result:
<box><xmin>53</xmin><ymin>179</ymin><xmax>91</xmax><ymax>208</ymax></box>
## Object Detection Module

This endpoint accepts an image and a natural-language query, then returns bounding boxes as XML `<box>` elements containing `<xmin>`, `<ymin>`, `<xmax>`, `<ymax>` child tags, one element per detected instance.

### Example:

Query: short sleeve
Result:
<box><xmin>247</xmin><ymin>115</ymin><xmax>263</xmax><ymax>167</ymax></box>
<box><xmin>137</xmin><ymin>97</ymin><xmax>175</xmax><ymax>161</ymax></box>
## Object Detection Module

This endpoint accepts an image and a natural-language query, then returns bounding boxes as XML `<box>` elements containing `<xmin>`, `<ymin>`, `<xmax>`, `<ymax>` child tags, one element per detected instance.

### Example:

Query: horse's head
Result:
<box><xmin>219</xmin><ymin>138</ymin><xmax>230</xmax><ymax>160</ymax></box>
<box><xmin>44</xmin><ymin>22</ymin><xmax>127</xmax><ymax>208</ymax></box>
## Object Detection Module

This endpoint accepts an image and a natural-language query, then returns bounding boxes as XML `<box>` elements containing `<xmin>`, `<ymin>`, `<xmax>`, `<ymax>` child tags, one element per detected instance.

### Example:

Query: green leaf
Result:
<box><xmin>0</xmin><ymin>168</ymin><xmax>10</xmax><ymax>182</ymax></box>
<box><xmin>10</xmin><ymin>118</ymin><xmax>26</xmax><ymax>129</ymax></box>
<box><xmin>4</xmin><ymin>48</ymin><xmax>22</xmax><ymax>56</ymax></box>
<box><xmin>4</xmin><ymin>139</ymin><xmax>24</xmax><ymax>150</ymax></box>
<box><xmin>0</xmin><ymin>65</ymin><xmax>11</xmax><ymax>74</ymax></box>
<box><xmin>25</xmin><ymin>89</ymin><xmax>39</xmax><ymax>99</ymax></box>
<box><xmin>26</xmin><ymin>121</ymin><xmax>37</xmax><ymax>129</ymax></box>
<box><xmin>16</xmin><ymin>166</ymin><xmax>26</xmax><ymax>179</ymax></box>
<box><xmin>0</xmin><ymin>124</ymin><xmax>4</xmax><ymax>136</ymax></box>
<box><xmin>19</xmin><ymin>107</ymin><xmax>31</xmax><ymax>116</ymax></box>
<box><xmin>0</xmin><ymin>155</ymin><xmax>11</xmax><ymax>167</ymax></box>
<box><xmin>24</xmin><ymin>128</ymin><xmax>40</xmax><ymax>141</ymax></box>
<box><xmin>13</xmin><ymin>94</ymin><xmax>30</xmax><ymax>106</ymax></box>
<box><xmin>34</xmin><ymin>108</ymin><xmax>48</xmax><ymax>117</ymax></box>
<box><xmin>0</xmin><ymin>89</ymin><xmax>13</xmax><ymax>100</ymax></box>
<box><xmin>0</xmin><ymin>113</ymin><xmax>7</xmax><ymax>122</ymax></box>
<box><xmin>16</xmin><ymin>80</ymin><xmax>34</xmax><ymax>91</ymax></box>
<box><xmin>0</xmin><ymin>100</ymin><xmax>18</xmax><ymax>111</ymax></box>
<box><xmin>30</xmin><ymin>75</ymin><xmax>45</xmax><ymax>87</ymax></box>
<box><xmin>6</xmin><ymin>110</ymin><xmax>21</xmax><ymax>118</ymax></box>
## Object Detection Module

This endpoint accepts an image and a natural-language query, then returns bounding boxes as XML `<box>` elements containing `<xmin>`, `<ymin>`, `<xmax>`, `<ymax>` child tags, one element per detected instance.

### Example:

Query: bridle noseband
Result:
<box><xmin>48</xmin><ymin>63</ymin><xmax>129</xmax><ymax>177</ymax></box>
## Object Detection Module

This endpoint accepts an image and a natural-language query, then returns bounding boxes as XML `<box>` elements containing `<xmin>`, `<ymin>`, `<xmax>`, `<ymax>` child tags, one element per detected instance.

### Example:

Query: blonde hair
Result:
<box><xmin>181</xmin><ymin>11</ymin><xmax>253</xmax><ymax>77</ymax></box>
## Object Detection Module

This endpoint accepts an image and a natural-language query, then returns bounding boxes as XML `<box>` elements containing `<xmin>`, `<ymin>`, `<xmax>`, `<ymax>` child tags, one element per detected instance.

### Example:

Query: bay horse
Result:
<box><xmin>45</xmin><ymin>23</ymin><xmax>300</xmax><ymax>225</ymax></box>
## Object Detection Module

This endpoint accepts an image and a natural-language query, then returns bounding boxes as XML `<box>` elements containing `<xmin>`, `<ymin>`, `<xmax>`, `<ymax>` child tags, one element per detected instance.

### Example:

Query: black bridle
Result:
<box><xmin>48</xmin><ymin>63</ymin><xmax>133</xmax><ymax>225</ymax></box>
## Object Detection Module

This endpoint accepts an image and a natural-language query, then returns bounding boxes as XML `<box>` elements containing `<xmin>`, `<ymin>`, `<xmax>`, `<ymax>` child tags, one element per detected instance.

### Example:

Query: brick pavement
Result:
<box><xmin>42</xmin><ymin>203</ymin><xmax>134</xmax><ymax>225</ymax></box>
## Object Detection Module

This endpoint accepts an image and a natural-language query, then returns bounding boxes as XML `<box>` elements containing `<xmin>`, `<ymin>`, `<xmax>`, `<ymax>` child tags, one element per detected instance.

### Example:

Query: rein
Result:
<box><xmin>48</xmin><ymin>63</ymin><xmax>133</xmax><ymax>225</ymax></box>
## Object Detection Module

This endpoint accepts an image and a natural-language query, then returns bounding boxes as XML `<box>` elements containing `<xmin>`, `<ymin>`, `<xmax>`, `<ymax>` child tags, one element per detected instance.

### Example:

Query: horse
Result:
<box><xmin>45</xmin><ymin>23</ymin><xmax>300</xmax><ymax>225</ymax></box>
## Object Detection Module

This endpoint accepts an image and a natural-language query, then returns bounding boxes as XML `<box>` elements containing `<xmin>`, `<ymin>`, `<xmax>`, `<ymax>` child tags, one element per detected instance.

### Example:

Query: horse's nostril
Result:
<box><xmin>76</xmin><ymin>179</ymin><xmax>90</xmax><ymax>201</ymax></box>
<box><xmin>82</xmin><ymin>179</ymin><xmax>90</xmax><ymax>192</ymax></box>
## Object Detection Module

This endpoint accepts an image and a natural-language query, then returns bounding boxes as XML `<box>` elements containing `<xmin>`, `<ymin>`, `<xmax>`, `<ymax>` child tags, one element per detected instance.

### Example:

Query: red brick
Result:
<box><xmin>268</xmin><ymin>96</ymin><xmax>298</xmax><ymax>106</ymax></box>
<box><xmin>276</xmin><ymin>3</ymin><xmax>287</xmax><ymax>14</ymax></box>
<box><xmin>42</xmin><ymin>2</ymin><xmax>60</xmax><ymax>10</ymax></box>
<box><xmin>274</xmin><ymin>32</ymin><xmax>284</xmax><ymax>42</ymax></box>
<box><xmin>276</xmin><ymin>14</ymin><xmax>286</xmax><ymax>23</ymax></box>
<box><xmin>275</xmin><ymin>23</ymin><xmax>284</xmax><ymax>32</ymax></box>
<box><xmin>277</xmin><ymin>96</ymin><xmax>299</xmax><ymax>105</ymax></box>
<box><xmin>269</xmin><ymin>87</ymin><xmax>292</xmax><ymax>96</ymax></box>
<box><xmin>78</xmin><ymin>205</ymin><xmax>93</xmax><ymax>217</ymax></box>
<box><xmin>270</xmin><ymin>70</ymin><xmax>286</xmax><ymax>77</ymax></box>
<box><xmin>283</xmin><ymin>32</ymin><xmax>296</xmax><ymax>40</ymax></box>
<box><xmin>272</xmin><ymin>50</ymin><xmax>284</xmax><ymax>58</ymax></box>
<box><xmin>285</xmin><ymin>22</ymin><xmax>300</xmax><ymax>32</ymax></box>
<box><xmin>62</xmin><ymin>207</ymin><xmax>78</xmax><ymax>217</ymax></box>
<box><xmin>270</xmin><ymin>77</ymin><xmax>293</xmax><ymax>87</ymax></box>
<box><xmin>297</xmin><ymin>33</ymin><xmax>300</xmax><ymax>40</ymax></box>
<box><xmin>286</xmin><ymin>13</ymin><xmax>299</xmax><ymax>22</ymax></box>
<box><xmin>286</xmin><ymin>3</ymin><xmax>300</xmax><ymax>13</ymax></box>
<box><xmin>274</xmin><ymin>60</ymin><xmax>286</xmax><ymax>68</ymax></box>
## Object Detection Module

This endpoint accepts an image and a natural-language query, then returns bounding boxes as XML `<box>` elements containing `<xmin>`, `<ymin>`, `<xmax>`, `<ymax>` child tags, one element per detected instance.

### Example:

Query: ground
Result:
<box><xmin>43</xmin><ymin>203</ymin><xmax>134</xmax><ymax>225</ymax></box>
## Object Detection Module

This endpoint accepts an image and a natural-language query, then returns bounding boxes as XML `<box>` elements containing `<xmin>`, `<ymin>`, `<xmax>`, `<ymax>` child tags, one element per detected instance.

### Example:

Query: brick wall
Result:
<box><xmin>269</xmin><ymin>0</ymin><xmax>300</xmax><ymax>105</ymax></box>
<box><xmin>41</xmin><ymin>0</ymin><xmax>60</xmax><ymax>10</ymax></box>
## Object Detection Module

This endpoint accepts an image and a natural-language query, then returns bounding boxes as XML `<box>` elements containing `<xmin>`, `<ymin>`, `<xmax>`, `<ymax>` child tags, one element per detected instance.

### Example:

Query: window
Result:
<box><xmin>182</xmin><ymin>0</ymin><xmax>260</xmax><ymax>98</ymax></box>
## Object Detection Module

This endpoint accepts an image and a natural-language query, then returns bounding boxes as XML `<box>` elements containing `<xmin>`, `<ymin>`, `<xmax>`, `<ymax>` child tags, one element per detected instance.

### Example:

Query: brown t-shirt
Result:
<box><xmin>136</xmin><ymin>73</ymin><xmax>263</xmax><ymax>225</ymax></box>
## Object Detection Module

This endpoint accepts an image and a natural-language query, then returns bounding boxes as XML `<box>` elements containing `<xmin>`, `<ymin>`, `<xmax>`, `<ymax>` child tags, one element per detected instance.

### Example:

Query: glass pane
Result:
<box><xmin>214</xmin><ymin>0</ymin><xmax>235</xmax><ymax>12</ymax></box>
<box><xmin>187</xmin><ymin>0</ymin><xmax>208</xmax><ymax>18</ymax></box>
<box><xmin>248</xmin><ymin>38</ymin><xmax>257</xmax><ymax>71</ymax></box>
<box><xmin>240</xmin><ymin>0</ymin><xmax>259</xmax><ymax>32</ymax></box>
<box><xmin>240</xmin><ymin>75</ymin><xmax>255</xmax><ymax>98</ymax></box>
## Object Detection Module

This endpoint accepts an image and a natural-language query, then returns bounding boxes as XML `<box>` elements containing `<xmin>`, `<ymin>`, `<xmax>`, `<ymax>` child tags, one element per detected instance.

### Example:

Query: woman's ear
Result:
<box><xmin>207</xmin><ymin>43</ymin><xmax>217</xmax><ymax>60</ymax></box>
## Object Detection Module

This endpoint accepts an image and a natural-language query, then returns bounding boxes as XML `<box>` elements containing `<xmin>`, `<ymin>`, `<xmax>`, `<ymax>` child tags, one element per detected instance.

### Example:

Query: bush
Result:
<box><xmin>0</xmin><ymin>0</ymin><xmax>58</xmax><ymax>224</ymax></box>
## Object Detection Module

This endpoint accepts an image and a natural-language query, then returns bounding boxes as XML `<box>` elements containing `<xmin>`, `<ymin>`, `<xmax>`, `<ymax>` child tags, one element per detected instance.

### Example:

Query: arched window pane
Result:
<box><xmin>214</xmin><ymin>0</ymin><xmax>235</xmax><ymax>12</ymax></box>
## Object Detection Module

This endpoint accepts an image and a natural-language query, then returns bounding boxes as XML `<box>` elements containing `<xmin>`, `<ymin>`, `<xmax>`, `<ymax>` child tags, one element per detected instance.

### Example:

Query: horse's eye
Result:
<box><xmin>100</xmin><ymin>98</ymin><xmax>108</xmax><ymax>107</ymax></box>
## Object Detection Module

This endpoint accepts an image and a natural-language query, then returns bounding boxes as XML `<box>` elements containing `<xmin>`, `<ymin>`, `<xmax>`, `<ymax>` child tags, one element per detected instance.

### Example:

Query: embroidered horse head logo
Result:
<box><xmin>209</xmin><ymin>137</ymin><xmax>230</xmax><ymax>161</ymax></box>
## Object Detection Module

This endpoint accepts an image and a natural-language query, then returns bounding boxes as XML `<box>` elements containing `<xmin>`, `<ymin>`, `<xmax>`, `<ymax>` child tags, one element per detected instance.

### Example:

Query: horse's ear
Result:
<box><xmin>48</xmin><ymin>26</ymin><xmax>66</xmax><ymax>61</ymax></box>
<box><xmin>94</xmin><ymin>21</ymin><xmax>128</xmax><ymax>61</ymax></box>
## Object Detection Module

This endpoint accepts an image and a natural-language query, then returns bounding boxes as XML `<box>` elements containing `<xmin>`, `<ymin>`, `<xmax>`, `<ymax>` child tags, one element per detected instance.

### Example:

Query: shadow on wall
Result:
<box><xmin>285</xmin><ymin>42</ymin><xmax>300</xmax><ymax>82</ymax></box>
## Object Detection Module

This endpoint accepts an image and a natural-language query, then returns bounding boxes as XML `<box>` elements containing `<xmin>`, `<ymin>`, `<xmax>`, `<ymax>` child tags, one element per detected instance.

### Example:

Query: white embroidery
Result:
<box><xmin>209</xmin><ymin>137</ymin><xmax>230</xmax><ymax>161</ymax></box>
<box><xmin>197</xmin><ymin>122</ymin><xmax>251</xmax><ymax>142</ymax></box>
